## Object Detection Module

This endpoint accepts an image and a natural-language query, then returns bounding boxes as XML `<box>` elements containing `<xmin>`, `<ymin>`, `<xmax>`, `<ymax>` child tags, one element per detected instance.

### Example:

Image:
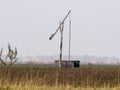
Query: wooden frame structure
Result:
<box><xmin>49</xmin><ymin>10</ymin><xmax>71</xmax><ymax>68</ymax></box>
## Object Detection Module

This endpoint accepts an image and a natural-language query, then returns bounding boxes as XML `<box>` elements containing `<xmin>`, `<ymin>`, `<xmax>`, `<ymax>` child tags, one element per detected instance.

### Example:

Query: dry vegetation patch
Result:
<box><xmin>0</xmin><ymin>65</ymin><xmax>120</xmax><ymax>88</ymax></box>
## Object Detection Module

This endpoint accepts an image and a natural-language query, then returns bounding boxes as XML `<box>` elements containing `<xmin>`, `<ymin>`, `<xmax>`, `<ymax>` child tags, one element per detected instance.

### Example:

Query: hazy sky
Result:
<box><xmin>0</xmin><ymin>0</ymin><xmax>120</xmax><ymax>57</ymax></box>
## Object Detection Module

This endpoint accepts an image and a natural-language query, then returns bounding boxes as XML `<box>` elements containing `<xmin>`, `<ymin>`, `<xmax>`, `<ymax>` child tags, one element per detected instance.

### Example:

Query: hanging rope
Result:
<box><xmin>69</xmin><ymin>12</ymin><xmax>71</xmax><ymax>61</ymax></box>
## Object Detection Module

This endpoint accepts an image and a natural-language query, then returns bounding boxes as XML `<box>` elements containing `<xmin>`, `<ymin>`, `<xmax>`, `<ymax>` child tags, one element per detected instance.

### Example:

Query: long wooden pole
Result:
<box><xmin>49</xmin><ymin>10</ymin><xmax>71</xmax><ymax>40</ymax></box>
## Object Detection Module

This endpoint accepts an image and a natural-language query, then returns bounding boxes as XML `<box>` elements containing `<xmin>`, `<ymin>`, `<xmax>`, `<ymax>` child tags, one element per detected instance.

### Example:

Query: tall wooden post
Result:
<box><xmin>59</xmin><ymin>22</ymin><xmax>64</xmax><ymax>68</ymax></box>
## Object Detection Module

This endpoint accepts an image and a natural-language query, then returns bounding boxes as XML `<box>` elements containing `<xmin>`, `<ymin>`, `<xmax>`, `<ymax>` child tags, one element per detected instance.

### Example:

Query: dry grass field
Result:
<box><xmin>0</xmin><ymin>65</ymin><xmax>120</xmax><ymax>90</ymax></box>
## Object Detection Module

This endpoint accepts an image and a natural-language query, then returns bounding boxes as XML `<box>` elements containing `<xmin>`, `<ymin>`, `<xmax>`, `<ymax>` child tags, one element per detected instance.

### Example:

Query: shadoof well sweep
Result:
<box><xmin>49</xmin><ymin>10</ymin><xmax>80</xmax><ymax>68</ymax></box>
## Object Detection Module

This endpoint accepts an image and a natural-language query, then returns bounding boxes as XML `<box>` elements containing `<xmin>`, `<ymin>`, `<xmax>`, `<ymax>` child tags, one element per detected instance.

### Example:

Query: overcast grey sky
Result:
<box><xmin>0</xmin><ymin>0</ymin><xmax>120</xmax><ymax>57</ymax></box>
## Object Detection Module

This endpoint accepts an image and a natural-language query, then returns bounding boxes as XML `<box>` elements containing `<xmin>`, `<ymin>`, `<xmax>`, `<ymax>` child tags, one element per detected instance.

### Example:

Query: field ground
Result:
<box><xmin>0</xmin><ymin>65</ymin><xmax>120</xmax><ymax>90</ymax></box>
<box><xmin>1</xmin><ymin>84</ymin><xmax>120</xmax><ymax>90</ymax></box>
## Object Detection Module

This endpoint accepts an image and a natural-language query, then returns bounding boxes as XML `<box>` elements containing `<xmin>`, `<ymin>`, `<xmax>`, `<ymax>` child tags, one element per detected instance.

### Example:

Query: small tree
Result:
<box><xmin>6</xmin><ymin>44</ymin><xmax>18</xmax><ymax>66</ymax></box>
<box><xmin>0</xmin><ymin>48</ymin><xmax>7</xmax><ymax>66</ymax></box>
<box><xmin>0</xmin><ymin>44</ymin><xmax>18</xmax><ymax>67</ymax></box>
